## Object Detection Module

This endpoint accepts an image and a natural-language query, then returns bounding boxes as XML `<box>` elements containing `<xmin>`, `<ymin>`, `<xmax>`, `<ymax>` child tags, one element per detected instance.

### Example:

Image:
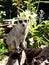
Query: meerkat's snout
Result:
<box><xmin>22</xmin><ymin>24</ymin><xmax>25</xmax><ymax>27</ymax></box>
<box><xmin>22</xmin><ymin>22</ymin><xmax>25</xmax><ymax>27</ymax></box>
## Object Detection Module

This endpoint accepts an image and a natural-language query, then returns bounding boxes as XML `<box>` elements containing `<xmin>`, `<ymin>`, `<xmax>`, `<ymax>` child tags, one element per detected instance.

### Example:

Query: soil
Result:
<box><xmin>0</xmin><ymin>56</ymin><xmax>9</xmax><ymax>65</ymax></box>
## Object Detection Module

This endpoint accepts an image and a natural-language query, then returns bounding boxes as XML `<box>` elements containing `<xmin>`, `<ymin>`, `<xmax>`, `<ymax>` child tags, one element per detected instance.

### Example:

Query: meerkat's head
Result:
<box><xmin>14</xmin><ymin>18</ymin><xmax>29</xmax><ymax>29</ymax></box>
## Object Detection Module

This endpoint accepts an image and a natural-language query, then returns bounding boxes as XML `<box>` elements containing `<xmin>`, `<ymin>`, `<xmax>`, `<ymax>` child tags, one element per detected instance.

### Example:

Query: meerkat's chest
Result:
<box><xmin>7</xmin><ymin>27</ymin><xmax>25</xmax><ymax>41</ymax></box>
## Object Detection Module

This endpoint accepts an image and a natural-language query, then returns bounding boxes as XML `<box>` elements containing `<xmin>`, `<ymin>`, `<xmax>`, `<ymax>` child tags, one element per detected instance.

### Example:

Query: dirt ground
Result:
<box><xmin>0</xmin><ymin>56</ymin><xmax>9</xmax><ymax>65</ymax></box>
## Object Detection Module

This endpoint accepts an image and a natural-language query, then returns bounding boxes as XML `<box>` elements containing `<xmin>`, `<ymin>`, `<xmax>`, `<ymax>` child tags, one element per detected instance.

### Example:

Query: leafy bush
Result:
<box><xmin>0</xmin><ymin>39</ymin><xmax>8</xmax><ymax>60</ymax></box>
<box><xmin>28</xmin><ymin>20</ymin><xmax>49</xmax><ymax>48</ymax></box>
<box><xmin>0</xmin><ymin>11</ymin><xmax>3</xmax><ymax>21</ymax></box>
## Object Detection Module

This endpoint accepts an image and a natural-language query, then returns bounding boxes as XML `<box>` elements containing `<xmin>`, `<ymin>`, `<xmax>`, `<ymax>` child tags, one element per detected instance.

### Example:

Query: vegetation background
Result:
<box><xmin>0</xmin><ymin>0</ymin><xmax>49</xmax><ymax>60</ymax></box>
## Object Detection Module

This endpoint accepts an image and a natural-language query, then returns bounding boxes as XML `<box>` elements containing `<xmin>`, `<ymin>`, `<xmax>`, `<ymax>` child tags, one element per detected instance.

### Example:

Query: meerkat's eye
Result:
<box><xmin>19</xmin><ymin>20</ymin><xmax>22</xmax><ymax>24</ymax></box>
<box><xmin>24</xmin><ymin>20</ymin><xmax>27</xmax><ymax>23</ymax></box>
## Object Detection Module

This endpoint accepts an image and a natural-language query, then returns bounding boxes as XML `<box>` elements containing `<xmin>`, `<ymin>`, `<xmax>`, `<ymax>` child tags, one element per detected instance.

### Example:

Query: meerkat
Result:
<box><xmin>3</xmin><ymin>18</ymin><xmax>29</xmax><ymax>53</ymax></box>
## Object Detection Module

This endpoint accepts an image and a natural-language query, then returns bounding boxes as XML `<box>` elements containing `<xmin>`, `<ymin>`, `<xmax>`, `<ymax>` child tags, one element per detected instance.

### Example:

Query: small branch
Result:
<box><xmin>42</xmin><ymin>34</ymin><xmax>49</xmax><ymax>43</ymax></box>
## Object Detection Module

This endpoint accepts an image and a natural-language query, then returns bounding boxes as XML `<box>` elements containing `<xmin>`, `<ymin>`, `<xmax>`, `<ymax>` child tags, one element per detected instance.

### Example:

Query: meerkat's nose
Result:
<box><xmin>22</xmin><ymin>24</ymin><xmax>25</xmax><ymax>27</ymax></box>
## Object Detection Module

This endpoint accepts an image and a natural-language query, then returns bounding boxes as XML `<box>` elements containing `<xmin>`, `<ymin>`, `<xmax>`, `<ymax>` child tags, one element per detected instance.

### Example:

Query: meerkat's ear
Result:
<box><xmin>14</xmin><ymin>20</ymin><xmax>18</xmax><ymax>24</ymax></box>
<box><xmin>28</xmin><ymin>19</ymin><xmax>29</xmax><ymax>22</ymax></box>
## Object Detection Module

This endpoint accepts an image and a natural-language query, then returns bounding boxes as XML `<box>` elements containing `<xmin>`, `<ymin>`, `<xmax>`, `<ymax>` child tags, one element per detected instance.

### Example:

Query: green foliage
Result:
<box><xmin>0</xmin><ymin>12</ymin><xmax>3</xmax><ymax>21</ymax></box>
<box><xmin>0</xmin><ymin>39</ymin><xmax>8</xmax><ymax>60</ymax></box>
<box><xmin>28</xmin><ymin>20</ymin><xmax>49</xmax><ymax>48</ymax></box>
<box><xmin>0</xmin><ymin>28</ymin><xmax>4</xmax><ymax>36</ymax></box>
